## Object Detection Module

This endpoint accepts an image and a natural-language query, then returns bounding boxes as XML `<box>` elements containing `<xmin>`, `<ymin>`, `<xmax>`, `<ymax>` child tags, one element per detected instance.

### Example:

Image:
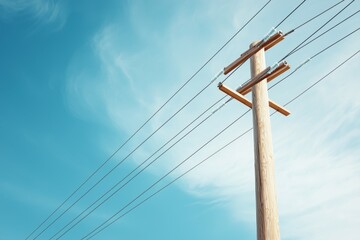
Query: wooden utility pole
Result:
<box><xmin>218</xmin><ymin>31</ymin><xmax>288</xmax><ymax>240</ymax></box>
<box><xmin>250</xmin><ymin>41</ymin><xmax>280</xmax><ymax>240</ymax></box>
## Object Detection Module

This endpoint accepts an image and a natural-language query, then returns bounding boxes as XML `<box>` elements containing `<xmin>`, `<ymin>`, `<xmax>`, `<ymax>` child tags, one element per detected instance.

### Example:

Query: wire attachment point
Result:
<box><xmin>269</xmin><ymin>60</ymin><xmax>288</xmax><ymax>74</ymax></box>
<box><xmin>263</xmin><ymin>27</ymin><xmax>278</xmax><ymax>42</ymax></box>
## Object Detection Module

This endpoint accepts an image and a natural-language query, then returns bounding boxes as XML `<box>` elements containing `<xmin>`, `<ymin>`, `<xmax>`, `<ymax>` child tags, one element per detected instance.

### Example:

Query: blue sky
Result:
<box><xmin>1</xmin><ymin>0</ymin><xmax>359</xmax><ymax>239</ymax></box>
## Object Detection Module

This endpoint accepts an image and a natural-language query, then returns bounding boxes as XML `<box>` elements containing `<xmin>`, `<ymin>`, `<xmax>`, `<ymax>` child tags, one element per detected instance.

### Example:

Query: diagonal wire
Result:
<box><xmin>274</xmin><ymin>0</ymin><xmax>308</xmax><ymax>29</ymax></box>
<box><xmin>26</xmin><ymin>2</ymin><xmax>273</xmax><ymax>239</ymax></box>
<box><xmin>32</xmin><ymin>71</ymin><xmax>215</xmax><ymax>240</ymax></box>
<box><xmin>292</xmin><ymin>9</ymin><xmax>360</xmax><ymax>55</ymax></box>
<box><xmin>292</xmin><ymin>0</ymin><xmax>345</xmax><ymax>31</ymax></box>
<box><xmin>221</xmin><ymin>1</ymin><xmax>346</xmax><ymax>84</ymax></box>
<box><xmin>49</xmin><ymin>96</ymin><xmax>226</xmax><ymax>239</ymax></box>
<box><xmin>55</xmin><ymin>99</ymin><xmax>233</xmax><ymax>240</ymax></box>
<box><xmin>51</xmin><ymin>60</ymin><xmax>244</xmax><ymax>239</ymax></box>
<box><xmin>83</xmin><ymin>49</ymin><xmax>360</xmax><ymax>240</ymax></box>
<box><xmin>280</xmin><ymin>0</ymin><xmax>355</xmax><ymax>62</ymax></box>
<box><xmin>85</xmin><ymin>127</ymin><xmax>253</xmax><ymax>240</ymax></box>
<box><xmin>270</xmin><ymin>26</ymin><xmax>360</xmax><ymax>90</ymax></box>
<box><xmin>284</xmin><ymin>49</ymin><xmax>360</xmax><ymax>107</ymax></box>
<box><xmin>221</xmin><ymin>0</ymin><xmax>307</xmax><ymax>84</ymax></box>
<box><xmin>34</xmin><ymin>45</ymin><xmax>246</xmax><ymax>240</ymax></box>
<box><xmin>311</xmin><ymin>27</ymin><xmax>360</xmax><ymax>59</ymax></box>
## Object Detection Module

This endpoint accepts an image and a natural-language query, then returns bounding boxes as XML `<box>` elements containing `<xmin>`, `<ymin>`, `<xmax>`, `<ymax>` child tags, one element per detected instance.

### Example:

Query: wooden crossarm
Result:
<box><xmin>240</xmin><ymin>63</ymin><xmax>290</xmax><ymax>95</ymax></box>
<box><xmin>236</xmin><ymin>62</ymin><xmax>289</xmax><ymax>95</ymax></box>
<box><xmin>223</xmin><ymin>31</ymin><xmax>284</xmax><ymax>75</ymax></box>
<box><xmin>269</xmin><ymin>100</ymin><xmax>290</xmax><ymax>116</ymax></box>
<box><xmin>218</xmin><ymin>83</ymin><xmax>252</xmax><ymax>108</ymax></box>
<box><xmin>218</xmin><ymin>83</ymin><xmax>291</xmax><ymax>116</ymax></box>
<box><xmin>267</xmin><ymin>64</ymin><xmax>290</xmax><ymax>81</ymax></box>
<box><xmin>264</xmin><ymin>33</ymin><xmax>285</xmax><ymax>50</ymax></box>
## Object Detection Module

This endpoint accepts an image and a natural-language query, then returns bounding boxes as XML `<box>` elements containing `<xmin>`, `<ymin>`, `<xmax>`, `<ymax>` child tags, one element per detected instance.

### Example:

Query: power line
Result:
<box><xmin>85</xmin><ymin>129</ymin><xmax>254</xmax><ymax>240</ymax></box>
<box><xmin>27</xmin><ymin>2</ymin><xmax>272</xmax><ymax>238</ymax></box>
<box><xmin>292</xmin><ymin>9</ymin><xmax>360</xmax><ymax>55</ymax></box>
<box><xmin>49</xmin><ymin>96</ymin><xmax>226</xmax><ymax>239</ymax></box>
<box><xmin>221</xmin><ymin>1</ymin><xmax>348</xmax><ymax>85</ymax></box>
<box><xmin>32</xmin><ymin>68</ymin><xmax>215</xmax><ymax>240</ymax></box>
<box><xmin>274</xmin><ymin>0</ymin><xmax>308</xmax><ymax>29</ymax></box>
<box><xmin>284</xmin><ymin>49</ymin><xmax>360</xmax><ymax>107</ymax></box>
<box><xmin>224</xmin><ymin>26</ymin><xmax>358</xmax><ymax>122</ymax></box>
<box><xmin>82</xmin><ymin>49</ymin><xmax>360</xmax><ymax>240</ymax></box>
<box><xmin>55</xmin><ymin>101</ymin><xmax>235</xmax><ymax>240</ymax></box>
<box><xmin>265</xmin><ymin>2</ymin><xmax>357</xmax><ymax>95</ymax></box>
<box><xmin>280</xmin><ymin>0</ymin><xmax>355</xmax><ymax>61</ymax></box>
<box><xmin>311</xmin><ymin>27</ymin><xmax>360</xmax><ymax>59</ymax></box>
<box><xmin>292</xmin><ymin>0</ymin><xmax>345</xmax><ymax>31</ymax></box>
<box><xmin>51</xmin><ymin>65</ymin><xmax>243</xmax><ymax>239</ymax></box>
<box><xmin>270</xmin><ymin>25</ymin><xmax>360</xmax><ymax>90</ymax></box>
<box><xmin>221</xmin><ymin>1</ymin><xmax>318</xmax><ymax>84</ymax></box>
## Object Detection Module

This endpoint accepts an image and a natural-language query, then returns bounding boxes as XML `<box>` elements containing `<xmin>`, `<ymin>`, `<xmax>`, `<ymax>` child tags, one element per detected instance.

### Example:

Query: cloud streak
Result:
<box><xmin>0</xmin><ymin>0</ymin><xmax>67</xmax><ymax>29</ymax></box>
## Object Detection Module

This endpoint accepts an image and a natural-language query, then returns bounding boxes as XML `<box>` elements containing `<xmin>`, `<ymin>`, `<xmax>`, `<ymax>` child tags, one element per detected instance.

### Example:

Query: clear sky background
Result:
<box><xmin>1</xmin><ymin>0</ymin><xmax>359</xmax><ymax>239</ymax></box>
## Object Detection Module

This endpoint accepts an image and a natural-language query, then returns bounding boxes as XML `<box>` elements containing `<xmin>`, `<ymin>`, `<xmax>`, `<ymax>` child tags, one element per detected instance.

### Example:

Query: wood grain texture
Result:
<box><xmin>250</xmin><ymin>41</ymin><xmax>280</xmax><ymax>240</ymax></box>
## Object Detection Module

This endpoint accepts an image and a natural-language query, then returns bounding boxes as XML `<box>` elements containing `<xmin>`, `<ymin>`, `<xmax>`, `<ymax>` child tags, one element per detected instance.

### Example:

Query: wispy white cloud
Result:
<box><xmin>0</xmin><ymin>0</ymin><xmax>67</xmax><ymax>29</ymax></box>
<box><xmin>65</xmin><ymin>0</ymin><xmax>360</xmax><ymax>239</ymax></box>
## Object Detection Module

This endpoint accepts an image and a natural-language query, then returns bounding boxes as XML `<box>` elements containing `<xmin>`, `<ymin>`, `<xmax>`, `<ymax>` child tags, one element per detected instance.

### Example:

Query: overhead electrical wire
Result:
<box><xmin>311</xmin><ymin>27</ymin><xmax>360</xmax><ymax>58</ymax></box>
<box><xmin>280</xmin><ymin>0</ymin><xmax>355</xmax><ymax>61</ymax></box>
<box><xmin>50</xmin><ymin>67</ymin><xmax>244</xmax><ymax>240</ymax></box>
<box><xmin>49</xmin><ymin>96</ymin><xmax>226</xmax><ymax>238</ymax></box>
<box><xmin>83</xmin><ymin>49</ymin><xmax>360</xmax><ymax>240</ymax></box>
<box><xmin>32</xmin><ymin>73</ymin><xmax>216</xmax><ymax>240</ymax></box>
<box><xmin>220</xmin><ymin>0</ymin><xmax>347</xmax><ymax>84</ymax></box>
<box><xmin>270</xmin><ymin>26</ymin><xmax>360</xmax><ymax>90</ymax></box>
<box><xmin>290</xmin><ymin>9</ymin><xmax>360</xmax><ymax>55</ymax></box>
<box><xmin>291</xmin><ymin>0</ymin><xmax>345</xmax><ymax>31</ymax></box>
<box><xmin>26</xmin><ymin>2</ymin><xmax>273</xmax><ymax>239</ymax></box>
<box><xmin>274</xmin><ymin>0</ymin><xmax>308</xmax><ymax>29</ymax></box>
<box><xmin>55</xmin><ymin>104</ymin><xmax>241</xmax><ymax>240</ymax></box>
<box><xmin>32</xmin><ymin>64</ymin><xmax>223</xmax><ymax>240</ymax></box>
<box><xmin>284</xmin><ymin>50</ymin><xmax>360</xmax><ymax>106</ymax></box>
<box><xmin>224</xmin><ymin>0</ymin><xmax>356</xmax><ymax>90</ymax></box>
<box><xmin>269</xmin><ymin>7</ymin><xmax>359</xmax><ymax>91</ymax></box>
